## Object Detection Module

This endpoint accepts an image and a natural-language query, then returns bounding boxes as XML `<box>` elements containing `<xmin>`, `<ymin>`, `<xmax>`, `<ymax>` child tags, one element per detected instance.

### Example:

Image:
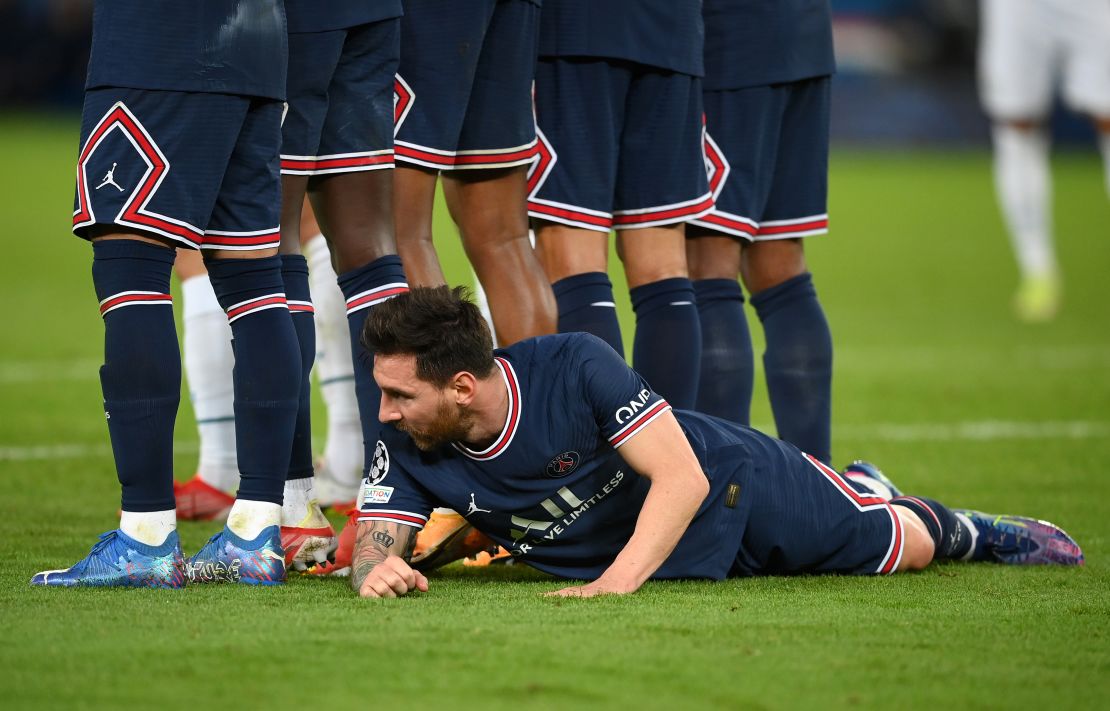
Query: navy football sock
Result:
<box><xmin>336</xmin><ymin>255</ymin><xmax>408</xmax><ymax>478</ymax></box>
<box><xmin>891</xmin><ymin>496</ymin><xmax>973</xmax><ymax>560</ymax></box>
<box><xmin>281</xmin><ymin>255</ymin><xmax>315</xmax><ymax>482</ymax></box>
<box><xmin>92</xmin><ymin>240</ymin><xmax>180</xmax><ymax>512</ymax></box>
<box><xmin>552</xmin><ymin>272</ymin><xmax>625</xmax><ymax>355</ymax></box>
<box><xmin>750</xmin><ymin>272</ymin><xmax>832</xmax><ymax>463</ymax></box>
<box><xmin>693</xmin><ymin>279</ymin><xmax>753</xmax><ymax>424</ymax></box>
<box><xmin>630</xmin><ymin>277</ymin><xmax>702</xmax><ymax>409</ymax></box>
<box><xmin>206</xmin><ymin>256</ymin><xmax>302</xmax><ymax>505</ymax></box>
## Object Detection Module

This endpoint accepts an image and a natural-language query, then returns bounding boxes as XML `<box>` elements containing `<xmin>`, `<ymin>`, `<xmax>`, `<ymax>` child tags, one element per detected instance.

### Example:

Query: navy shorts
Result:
<box><xmin>281</xmin><ymin>19</ymin><xmax>400</xmax><ymax>176</ymax></box>
<box><xmin>73</xmin><ymin>88</ymin><xmax>281</xmax><ymax>251</ymax></box>
<box><xmin>732</xmin><ymin>449</ymin><xmax>905</xmax><ymax>577</ymax></box>
<box><xmin>393</xmin><ymin>0</ymin><xmax>538</xmax><ymax>170</ymax></box>
<box><xmin>528</xmin><ymin>58</ymin><xmax>712</xmax><ymax>233</ymax></box>
<box><xmin>692</xmin><ymin>76</ymin><xmax>830</xmax><ymax>241</ymax></box>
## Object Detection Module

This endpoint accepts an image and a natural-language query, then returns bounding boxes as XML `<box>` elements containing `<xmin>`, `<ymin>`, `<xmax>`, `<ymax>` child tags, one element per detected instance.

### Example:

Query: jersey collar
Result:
<box><xmin>451</xmin><ymin>357</ymin><xmax>521</xmax><ymax>461</ymax></box>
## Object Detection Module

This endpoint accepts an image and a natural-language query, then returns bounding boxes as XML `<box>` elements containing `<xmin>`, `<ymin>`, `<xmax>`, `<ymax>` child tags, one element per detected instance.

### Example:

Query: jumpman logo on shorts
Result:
<box><xmin>95</xmin><ymin>163</ymin><xmax>125</xmax><ymax>192</ymax></box>
<box><xmin>466</xmin><ymin>493</ymin><xmax>491</xmax><ymax>516</ymax></box>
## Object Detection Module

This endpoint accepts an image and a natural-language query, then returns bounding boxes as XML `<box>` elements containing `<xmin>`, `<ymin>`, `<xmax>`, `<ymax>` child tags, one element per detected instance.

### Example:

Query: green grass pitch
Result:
<box><xmin>1</xmin><ymin>114</ymin><xmax>1108</xmax><ymax>709</ymax></box>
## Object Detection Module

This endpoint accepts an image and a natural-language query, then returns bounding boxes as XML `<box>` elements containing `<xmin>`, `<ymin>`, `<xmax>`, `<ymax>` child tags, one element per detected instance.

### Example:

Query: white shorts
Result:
<box><xmin>979</xmin><ymin>0</ymin><xmax>1110</xmax><ymax>119</ymax></box>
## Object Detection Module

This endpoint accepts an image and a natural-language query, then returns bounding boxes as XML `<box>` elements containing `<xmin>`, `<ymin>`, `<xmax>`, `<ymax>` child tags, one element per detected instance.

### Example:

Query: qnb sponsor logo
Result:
<box><xmin>615</xmin><ymin>389</ymin><xmax>653</xmax><ymax>425</ymax></box>
<box><xmin>508</xmin><ymin>472</ymin><xmax>626</xmax><ymax>557</ymax></box>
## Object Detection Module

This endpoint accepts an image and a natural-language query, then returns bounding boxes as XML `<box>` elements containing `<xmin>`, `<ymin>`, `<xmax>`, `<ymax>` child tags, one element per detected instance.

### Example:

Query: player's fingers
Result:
<box><xmin>384</xmin><ymin>556</ymin><xmax>417</xmax><ymax>588</ymax></box>
<box><xmin>414</xmin><ymin>571</ymin><xmax>429</xmax><ymax>592</ymax></box>
<box><xmin>375</xmin><ymin>568</ymin><xmax>406</xmax><ymax>595</ymax></box>
<box><xmin>368</xmin><ymin>577</ymin><xmax>397</xmax><ymax>598</ymax></box>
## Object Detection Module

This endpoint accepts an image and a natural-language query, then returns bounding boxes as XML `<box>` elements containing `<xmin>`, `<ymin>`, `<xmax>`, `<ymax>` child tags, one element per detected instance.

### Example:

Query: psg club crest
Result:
<box><xmin>545</xmin><ymin>451</ymin><xmax>580</xmax><ymax>478</ymax></box>
<box><xmin>368</xmin><ymin>440</ymin><xmax>390</xmax><ymax>485</ymax></box>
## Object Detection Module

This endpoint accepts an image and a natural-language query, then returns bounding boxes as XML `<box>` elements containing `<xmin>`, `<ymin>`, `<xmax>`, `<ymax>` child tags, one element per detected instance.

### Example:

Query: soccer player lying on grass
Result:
<box><xmin>347</xmin><ymin>287</ymin><xmax>1084</xmax><ymax>599</ymax></box>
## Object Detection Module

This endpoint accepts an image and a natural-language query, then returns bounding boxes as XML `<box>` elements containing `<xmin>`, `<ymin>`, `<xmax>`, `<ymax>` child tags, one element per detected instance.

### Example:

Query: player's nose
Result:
<box><xmin>378</xmin><ymin>398</ymin><xmax>401</xmax><ymax>424</ymax></box>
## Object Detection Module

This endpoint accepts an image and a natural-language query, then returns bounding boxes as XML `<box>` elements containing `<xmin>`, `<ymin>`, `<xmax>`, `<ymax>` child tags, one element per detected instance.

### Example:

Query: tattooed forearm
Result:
<box><xmin>349</xmin><ymin>520</ymin><xmax>417</xmax><ymax>592</ymax></box>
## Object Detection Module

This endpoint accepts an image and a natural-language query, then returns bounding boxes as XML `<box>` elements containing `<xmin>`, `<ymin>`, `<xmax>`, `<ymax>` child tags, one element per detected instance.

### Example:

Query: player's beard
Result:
<box><xmin>397</xmin><ymin>395</ymin><xmax>473</xmax><ymax>451</ymax></box>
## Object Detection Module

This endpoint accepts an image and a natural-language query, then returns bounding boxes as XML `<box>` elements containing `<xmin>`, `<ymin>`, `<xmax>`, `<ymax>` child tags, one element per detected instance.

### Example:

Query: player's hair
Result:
<box><xmin>362</xmin><ymin>285</ymin><xmax>496</xmax><ymax>386</ymax></box>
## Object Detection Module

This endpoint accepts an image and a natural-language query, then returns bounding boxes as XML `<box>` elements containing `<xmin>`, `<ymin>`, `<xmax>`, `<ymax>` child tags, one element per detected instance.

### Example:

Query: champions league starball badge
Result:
<box><xmin>368</xmin><ymin>440</ymin><xmax>390</xmax><ymax>485</ymax></box>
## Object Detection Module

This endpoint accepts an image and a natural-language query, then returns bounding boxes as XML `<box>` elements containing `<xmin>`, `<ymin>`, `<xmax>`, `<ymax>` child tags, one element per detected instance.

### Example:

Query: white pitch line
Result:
<box><xmin>2</xmin><ymin>421</ymin><xmax>1109</xmax><ymax>462</ymax></box>
<box><xmin>0</xmin><ymin>441</ymin><xmax>197</xmax><ymax>462</ymax></box>
<box><xmin>0</xmin><ymin>359</ymin><xmax>101</xmax><ymax>384</ymax></box>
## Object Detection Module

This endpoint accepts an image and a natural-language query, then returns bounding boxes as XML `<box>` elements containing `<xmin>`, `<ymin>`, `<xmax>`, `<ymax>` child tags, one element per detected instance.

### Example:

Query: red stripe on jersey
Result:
<box><xmin>226</xmin><ymin>296</ymin><xmax>287</xmax><ymax>320</ymax></box>
<box><xmin>699</xmin><ymin>212</ymin><xmax>758</xmax><ymax>237</ymax></box>
<box><xmin>99</xmin><ymin>292</ymin><xmax>173</xmax><ymax>315</ymax></box>
<box><xmin>612</xmin><ymin>195</ymin><xmax>715</xmax><ymax>226</ymax></box>
<box><xmin>527</xmin><ymin>201</ymin><xmax>612</xmax><ymax>229</ymax></box>
<box><xmin>281</xmin><ymin>155</ymin><xmax>393</xmax><ymax>172</ymax></box>
<box><xmin>453</xmin><ymin>357</ymin><xmax>522</xmax><ymax>461</ymax></box>
<box><xmin>757</xmin><ymin>218</ymin><xmax>828</xmax><ymax>236</ymax></box>
<box><xmin>879</xmin><ymin>505</ymin><xmax>904</xmax><ymax>574</ymax></box>
<box><xmin>204</xmin><ymin>231</ymin><xmax>280</xmax><ymax>246</ymax></box>
<box><xmin>359</xmin><ymin>511</ymin><xmax>427</xmax><ymax>526</ymax></box>
<box><xmin>609</xmin><ymin>400</ymin><xmax>671</xmax><ymax>448</ymax></box>
<box><xmin>345</xmin><ymin>286</ymin><xmax>410</xmax><ymax>312</ymax></box>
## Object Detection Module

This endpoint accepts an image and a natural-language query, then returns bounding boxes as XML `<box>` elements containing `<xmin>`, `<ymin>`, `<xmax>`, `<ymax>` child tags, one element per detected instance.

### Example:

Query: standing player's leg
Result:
<box><xmin>186</xmin><ymin>97</ymin><xmax>303</xmax><ymax>585</ymax></box>
<box><xmin>689</xmin><ymin>79</ymin><xmax>833</xmax><ymax>462</ymax></box>
<box><xmin>301</xmin><ymin>205</ymin><xmax>362</xmax><ymax>507</ymax></box>
<box><xmin>684</xmin><ymin>232</ymin><xmax>753</xmax><ymax>425</ymax></box>
<box><xmin>305</xmin><ymin>20</ymin><xmax>407</xmax><ymax>501</ymax></box>
<box><xmin>174</xmin><ymin>248</ymin><xmax>238</xmax><ymax>520</ymax></box>
<box><xmin>530</xmin><ymin>58</ymin><xmax>628</xmax><ymax>355</ymax></box>
<box><xmin>443</xmin><ymin>0</ymin><xmax>556</xmax><ymax>346</ymax></box>
<box><xmin>394</xmin><ymin>165</ymin><xmax>445</xmax><ymax>286</ymax></box>
<box><xmin>610</xmin><ymin>67</ymin><xmax>713</xmax><ymax>410</ymax></box>
<box><xmin>443</xmin><ymin>167</ymin><xmax>557</xmax><ymax>346</ymax></box>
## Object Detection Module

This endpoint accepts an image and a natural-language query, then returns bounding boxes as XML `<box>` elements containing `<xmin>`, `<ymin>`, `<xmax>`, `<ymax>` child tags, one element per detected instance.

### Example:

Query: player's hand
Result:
<box><xmin>545</xmin><ymin>578</ymin><xmax>639</xmax><ymax>598</ymax></box>
<box><xmin>357</xmin><ymin>555</ymin><xmax>429</xmax><ymax>598</ymax></box>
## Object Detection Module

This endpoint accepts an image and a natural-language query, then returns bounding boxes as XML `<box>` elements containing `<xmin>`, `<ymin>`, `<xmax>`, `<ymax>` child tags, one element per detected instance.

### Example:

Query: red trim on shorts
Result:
<box><xmin>612</xmin><ymin>194</ymin><xmax>716</xmax><ymax>227</ymax></box>
<box><xmin>527</xmin><ymin>201</ymin><xmax>612</xmax><ymax>230</ymax></box>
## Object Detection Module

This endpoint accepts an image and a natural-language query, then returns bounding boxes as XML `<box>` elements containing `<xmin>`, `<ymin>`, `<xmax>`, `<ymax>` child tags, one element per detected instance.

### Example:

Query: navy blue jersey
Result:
<box><xmin>85</xmin><ymin>0</ymin><xmax>287</xmax><ymax>100</ymax></box>
<box><xmin>359</xmin><ymin>333</ymin><xmax>769</xmax><ymax>580</ymax></box>
<box><xmin>538</xmin><ymin>0</ymin><xmax>703</xmax><ymax>77</ymax></box>
<box><xmin>286</xmin><ymin>1</ymin><xmax>402</xmax><ymax>33</ymax></box>
<box><xmin>703</xmin><ymin>0</ymin><xmax>835</xmax><ymax>90</ymax></box>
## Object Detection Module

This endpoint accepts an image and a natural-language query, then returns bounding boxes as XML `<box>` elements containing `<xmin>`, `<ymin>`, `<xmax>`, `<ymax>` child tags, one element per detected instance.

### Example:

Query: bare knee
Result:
<box><xmin>894</xmin><ymin>506</ymin><xmax>936</xmax><ymax>572</ymax></box>
<box><xmin>740</xmin><ymin>239</ymin><xmax>807</xmax><ymax>295</ymax></box>
<box><xmin>616</xmin><ymin>225</ymin><xmax>689</xmax><ymax>288</ymax></box>
<box><xmin>686</xmin><ymin>232</ymin><xmax>741</xmax><ymax>280</ymax></box>
<box><xmin>534</xmin><ymin>222</ymin><xmax>609</xmax><ymax>283</ymax></box>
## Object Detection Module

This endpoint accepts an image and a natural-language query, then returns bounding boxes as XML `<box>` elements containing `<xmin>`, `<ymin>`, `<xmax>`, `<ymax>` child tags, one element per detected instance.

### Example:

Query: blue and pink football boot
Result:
<box><xmin>30</xmin><ymin>529</ymin><xmax>186</xmax><ymax>588</ymax></box>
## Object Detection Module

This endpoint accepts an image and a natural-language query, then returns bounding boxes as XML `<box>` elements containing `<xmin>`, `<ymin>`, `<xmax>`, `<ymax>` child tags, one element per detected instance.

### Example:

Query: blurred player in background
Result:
<box><xmin>978</xmin><ymin>0</ymin><xmax>1110</xmax><ymax>322</ymax></box>
<box><xmin>34</xmin><ymin>0</ymin><xmax>298</xmax><ymax>587</ymax></box>
<box><xmin>345</xmin><ymin>287</ymin><xmax>1083</xmax><ymax>599</ymax></box>
<box><xmin>686</xmin><ymin>0</ymin><xmax>835</xmax><ymax>464</ymax></box>
<box><xmin>529</xmin><ymin>0</ymin><xmax>711</xmax><ymax>411</ymax></box>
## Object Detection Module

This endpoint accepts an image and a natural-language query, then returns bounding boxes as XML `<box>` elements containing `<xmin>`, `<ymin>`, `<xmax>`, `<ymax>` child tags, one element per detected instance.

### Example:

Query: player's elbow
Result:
<box><xmin>685</xmin><ymin>470</ymin><xmax>711</xmax><ymax>508</ymax></box>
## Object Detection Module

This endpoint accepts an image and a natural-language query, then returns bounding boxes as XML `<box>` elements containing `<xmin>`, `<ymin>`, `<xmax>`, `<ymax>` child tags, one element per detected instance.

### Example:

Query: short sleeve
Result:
<box><xmin>575</xmin><ymin>334</ymin><xmax>671</xmax><ymax>449</ymax></box>
<box><xmin>357</xmin><ymin>438</ymin><xmax>434</xmax><ymax>529</ymax></box>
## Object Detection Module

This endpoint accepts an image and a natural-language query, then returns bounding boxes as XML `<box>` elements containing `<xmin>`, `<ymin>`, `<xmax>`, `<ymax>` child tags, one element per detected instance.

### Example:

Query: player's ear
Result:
<box><xmin>451</xmin><ymin>371</ymin><xmax>478</xmax><ymax>406</ymax></box>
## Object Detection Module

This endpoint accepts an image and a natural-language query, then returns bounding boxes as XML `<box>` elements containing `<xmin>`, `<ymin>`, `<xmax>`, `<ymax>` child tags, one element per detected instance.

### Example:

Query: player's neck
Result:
<box><xmin>458</xmin><ymin>371</ymin><xmax>510</xmax><ymax>450</ymax></box>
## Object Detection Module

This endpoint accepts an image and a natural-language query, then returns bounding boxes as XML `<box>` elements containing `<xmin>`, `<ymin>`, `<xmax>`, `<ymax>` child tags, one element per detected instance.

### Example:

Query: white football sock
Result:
<box><xmin>120</xmin><ymin>509</ymin><xmax>176</xmax><ymax>546</ymax></box>
<box><xmin>991</xmin><ymin>124</ymin><xmax>1057</xmax><ymax>279</ymax></box>
<box><xmin>281</xmin><ymin>477</ymin><xmax>314</xmax><ymax>526</ymax></box>
<box><xmin>226</xmin><ymin>500</ymin><xmax>281</xmax><ymax>540</ymax></box>
<box><xmin>305</xmin><ymin>234</ymin><xmax>363</xmax><ymax>488</ymax></box>
<box><xmin>1098</xmin><ymin>130</ymin><xmax>1110</xmax><ymax>201</ymax></box>
<box><xmin>181</xmin><ymin>274</ymin><xmax>239</xmax><ymax>492</ymax></box>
